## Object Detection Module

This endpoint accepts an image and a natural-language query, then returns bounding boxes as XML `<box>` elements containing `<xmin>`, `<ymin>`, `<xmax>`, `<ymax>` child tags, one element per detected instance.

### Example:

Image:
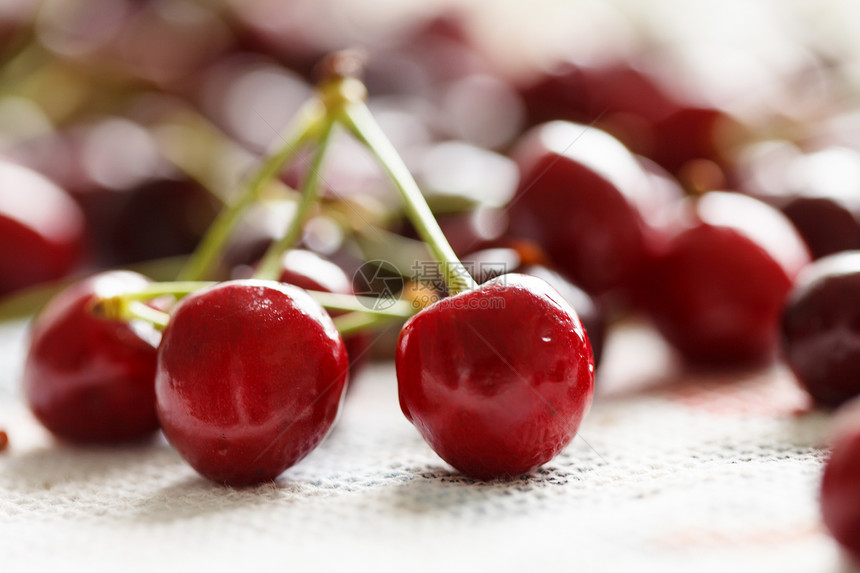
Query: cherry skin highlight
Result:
<box><xmin>461</xmin><ymin>247</ymin><xmax>607</xmax><ymax>367</ymax></box>
<box><xmin>642</xmin><ymin>191</ymin><xmax>810</xmax><ymax>366</ymax></box>
<box><xmin>396</xmin><ymin>273</ymin><xmax>594</xmax><ymax>480</ymax></box>
<box><xmin>23</xmin><ymin>271</ymin><xmax>160</xmax><ymax>443</ymax></box>
<box><xmin>821</xmin><ymin>421</ymin><xmax>860</xmax><ymax>561</ymax></box>
<box><xmin>781</xmin><ymin>252</ymin><xmax>860</xmax><ymax>408</ymax></box>
<box><xmin>155</xmin><ymin>280</ymin><xmax>349</xmax><ymax>486</ymax></box>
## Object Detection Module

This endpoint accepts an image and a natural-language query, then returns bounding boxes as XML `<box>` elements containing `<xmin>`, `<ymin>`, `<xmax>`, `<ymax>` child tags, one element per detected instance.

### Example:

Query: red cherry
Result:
<box><xmin>0</xmin><ymin>159</ymin><xmax>85</xmax><ymax>297</ymax></box>
<box><xmin>507</xmin><ymin>121</ymin><xmax>664</xmax><ymax>296</ymax></box>
<box><xmin>396</xmin><ymin>273</ymin><xmax>594</xmax><ymax>480</ymax></box>
<box><xmin>781</xmin><ymin>252</ymin><xmax>860</xmax><ymax>408</ymax></box>
<box><xmin>278</xmin><ymin>250</ymin><xmax>372</xmax><ymax>372</ymax></box>
<box><xmin>642</xmin><ymin>192</ymin><xmax>810</xmax><ymax>365</ymax></box>
<box><xmin>520</xmin><ymin>59</ymin><xmax>675</xmax><ymax>130</ymax></box>
<box><xmin>22</xmin><ymin>271</ymin><xmax>160</xmax><ymax>443</ymax></box>
<box><xmin>156</xmin><ymin>280</ymin><xmax>349</xmax><ymax>486</ymax></box>
<box><xmin>821</xmin><ymin>421</ymin><xmax>860</xmax><ymax>561</ymax></box>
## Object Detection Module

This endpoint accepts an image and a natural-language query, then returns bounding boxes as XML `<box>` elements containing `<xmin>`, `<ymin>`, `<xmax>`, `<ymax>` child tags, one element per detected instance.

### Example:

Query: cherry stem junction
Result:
<box><xmin>253</xmin><ymin>116</ymin><xmax>336</xmax><ymax>281</ymax></box>
<box><xmin>338</xmin><ymin>100</ymin><xmax>477</xmax><ymax>295</ymax></box>
<box><xmin>178</xmin><ymin>97</ymin><xmax>327</xmax><ymax>282</ymax></box>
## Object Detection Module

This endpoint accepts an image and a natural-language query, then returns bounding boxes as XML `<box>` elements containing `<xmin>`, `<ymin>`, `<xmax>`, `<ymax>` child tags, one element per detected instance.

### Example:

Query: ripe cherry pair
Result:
<box><xmin>23</xmin><ymin>59</ymin><xmax>596</xmax><ymax>486</ymax></box>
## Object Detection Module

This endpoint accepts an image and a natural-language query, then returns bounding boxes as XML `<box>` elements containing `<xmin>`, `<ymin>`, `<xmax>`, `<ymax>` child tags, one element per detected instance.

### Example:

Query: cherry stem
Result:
<box><xmin>334</xmin><ymin>311</ymin><xmax>405</xmax><ymax>336</ymax></box>
<box><xmin>125</xmin><ymin>302</ymin><xmax>170</xmax><ymax>330</ymax></box>
<box><xmin>253</xmin><ymin>117</ymin><xmax>337</xmax><ymax>281</ymax></box>
<box><xmin>93</xmin><ymin>297</ymin><xmax>170</xmax><ymax>331</ymax></box>
<box><xmin>178</xmin><ymin>97</ymin><xmax>327</xmax><ymax>282</ymax></box>
<box><xmin>309</xmin><ymin>292</ymin><xmax>415</xmax><ymax>318</ymax></box>
<box><xmin>105</xmin><ymin>282</ymin><xmax>216</xmax><ymax>303</ymax></box>
<box><xmin>339</xmin><ymin>101</ymin><xmax>477</xmax><ymax>295</ymax></box>
<box><xmin>94</xmin><ymin>282</ymin><xmax>413</xmax><ymax>332</ymax></box>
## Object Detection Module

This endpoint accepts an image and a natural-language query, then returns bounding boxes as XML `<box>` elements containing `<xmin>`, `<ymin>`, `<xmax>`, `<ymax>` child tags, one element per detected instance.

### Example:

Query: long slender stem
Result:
<box><xmin>253</xmin><ymin>118</ymin><xmax>337</xmax><ymax>281</ymax></box>
<box><xmin>126</xmin><ymin>302</ymin><xmax>170</xmax><ymax>330</ymax></box>
<box><xmin>92</xmin><ymin>296</ymin><xmax>171</xmax><ymax>330</ymax></box>
<box><xmin>106</xmin><ymin>281</ymin><xmax>217</xmax><ymax>303</ymax></box>
<box><xmin>94</xmin><ymin>280</ymin><xmax>412</xmax><ymax>324</ymax></box>
<box><xmin>339</xmin><ymin>102</ymin><xmax>477</xmax><ymax>295</ymax></box>
<box><xmin>178</xmin><ymin>98</ymin><xmax>326</xmax><ymax>281</ymax></box>
<box><xmin>308</xmin><ymin>292</ymin><xmax>415</xmax><ymax>318</ymax></box>
<box><xmin>334</xmin><ymin>311</ymin><xmax>405</xmax><ymax>337</ymax></box>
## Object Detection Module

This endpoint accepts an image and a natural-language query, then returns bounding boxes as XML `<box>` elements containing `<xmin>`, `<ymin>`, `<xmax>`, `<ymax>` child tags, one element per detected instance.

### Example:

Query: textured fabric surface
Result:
<box><xmin>0</xmin><ymin>318</ymin><xmax>855</xmax><ymax>572</ymax></box>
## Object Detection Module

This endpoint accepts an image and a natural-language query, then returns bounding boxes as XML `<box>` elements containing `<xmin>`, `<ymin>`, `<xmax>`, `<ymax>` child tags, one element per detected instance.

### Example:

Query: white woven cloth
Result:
<box><xmin>0</xmin><ymin>319</ymin><xmax>854</xmax><ymax>573</ymax></box>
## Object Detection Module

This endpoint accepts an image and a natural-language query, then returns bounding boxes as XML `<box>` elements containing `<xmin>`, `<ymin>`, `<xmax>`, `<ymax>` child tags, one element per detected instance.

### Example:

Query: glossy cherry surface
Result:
<box><xmin>462</xmin><ymin>247</ymin><xmax>606</xmax><ymax>366</ymax></box>
<box><xmin>0</xmin><ymin>160</ymin><xmax>85</xmax><ymax>297</ymax></box>
<box><xmin>507</xmin><ymin>121</ymin><xmax>662</xmax><ymax>296</ymax></box>
<box><xmin>642</xmin><ymin>191</ymin><xmax>809</xmax><ymax>365</ymax></box>
<box><xmin>156</xmin><ymin>280</ymin><xmax>349</xmax><ymax>486</ymax></box>
<box><xmin>396</xmin><ymin>273</ymin><xmax>594</xmax><ymax>480</ymax></box>
<box><xmin>278</xmin><ymin>249</ymin><xmax>371</xmax><ymax>370</ymax></box>
<box><xmin>23</xmin><ymin>271</ymin><xmax>160</xmax><ymax>443</ymax></box>
<box><xmin>781</xmin><ymin>252</ymin><xmax>860</xmax><ymax>408</ymax></box>
<box><xmin>821</xmin><ymin>420</ymin><xmax>860</xmax><ymax>561</ymax></box>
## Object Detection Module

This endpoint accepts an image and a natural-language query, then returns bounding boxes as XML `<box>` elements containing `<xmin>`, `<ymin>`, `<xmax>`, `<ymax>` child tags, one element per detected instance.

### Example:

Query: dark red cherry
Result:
<box><xmin>107</xmin><ymin>176</ymin><xmax>219</xmax><ymax>265</ymax></box>
<box><xmin>462</xmin><ymin>248</ymin><xmax>606</xmax><ymax>367</ymax></box>
<box><xmin>520</xmin><ymin>58</ymin><xmax>675</xmax><ymax>130</ymax></box>
<box><xmin>506</xmin><ymin>121</ymin><xmax>663</xmax><ymax>296</ymax></box>
<box><xmin>22</xmin><ymin>271</ymin><xmax>160</xmax><ymax>443</ymax></box>
<box><xmin>363</xmin><ymin>13</ymin><xmax>489</xmax><ymax>97</ymax></box>
<box><xmin>156</xmin><ymin>280</ymin><xmax>349</xmax><ymax>486</ymax></box>
<box><xmin>738</xmin><ymin>144</ymin><xmax>860</xmax><ymax>259</ymax></box>
<box><xmin>518</xmin><ymin>57</ymin><xmax>741</xmax><ymax>177</ymax></box>
<box><xmin>13</xmin><ymin>118</ymin><xmax>219</xmax><ymax>267</ymax></box>
<box><xmin>821</xmin><ymin>418</ymin><xmax>860</xmax><ymax>561</ymax></box>
<box><xmin>396</xmin><ymin>273</ymin><xmax>594</xmax><ymax>480</ymax></box>
<box><xmin>781</xmin><ymin>252</ymin><xmax>860</xmax><ymax>408</ymax></box>
<box><xmin>642</xmin><ymin>191</ymin><xmax>809</xmax><ymax>366</ymax></box>
<box><xmin>648</xmin><ymin>106</ymin><xmax>741</xmax><ymax>175</ymax></box>
<box><xmin>782</xmin><ymin>196</ymin><xmax>860</xmax><ymax>260</ymax></box>
<box><xmin>278</xmin><ymin>250</ymin><xmax>372</xmax><ymax>371</ymax></box>
<box><xmin>0</xmin><ymin>159</ymin><xmax>85</xmax><ymax>297</ymax></box>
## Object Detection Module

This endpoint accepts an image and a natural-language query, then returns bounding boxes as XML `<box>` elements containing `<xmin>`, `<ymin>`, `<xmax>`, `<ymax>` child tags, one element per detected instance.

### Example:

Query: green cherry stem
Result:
<box><xmin>123</xmin><ymin>302</ymin><xmax>170</xmax><ymax>331</ymax></box>
<box><xmin>178</xmin><ymin>97</ymin><xmax>327</xmax><ymax>282</ymax></box>
<box><xmin>253</xmin><ymin>117</ymin><xmax>337</xmax><ymax>281</ymax></box>
<box><xmin>105</xmin><ymin>282</ymin><xmax>217</xmax><ymax>304</ymax></box>
<box><xmin>334</xmin><ymin>311</ymin><xmax>406</xmax><ymax>337</ymax></box>
<box><xmin>94</xmin><ymin>281</ymin><xmax>413</xmax><ymax>332</ymax></box>
<box><xmin>92</xmin><ymin>296</ymin><xmax>172</xmax><ymax>331</ymax></box>
<box><xmin>339</xmin><ymin>101</ymin><xmax>477</xmax><ymax>295</ymax></box>
<box><xmin>309</xmin><ymin>291</ymin><xmax>415</xmax><ymax>318</ymax></box>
